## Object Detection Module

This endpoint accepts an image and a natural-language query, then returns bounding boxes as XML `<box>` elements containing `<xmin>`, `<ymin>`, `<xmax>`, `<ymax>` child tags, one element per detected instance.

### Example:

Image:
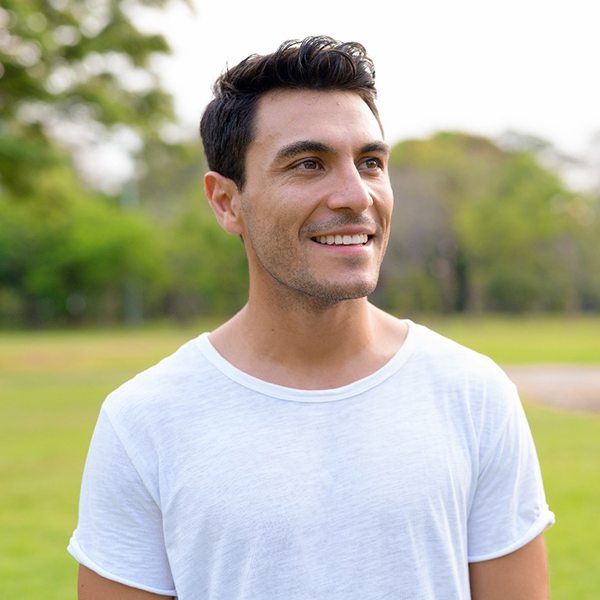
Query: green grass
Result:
<box><xmin>0</xmin><ymin>325</ymin><xmax>201</xmax><ymax>598</ymax></box>
<box><xmin>525</xmin><ymin>404</ymin><xmax>600</xmax><ymax>599</ymax></box>
<box><xmin>0</xmin><ymin>316</ymin><xmax>598</xmax><ymax>597</ymax></box>
<box><xmin>419</xmin><ymin>314</ymin><xmax>600</xmax><ymax>364</ymax></box>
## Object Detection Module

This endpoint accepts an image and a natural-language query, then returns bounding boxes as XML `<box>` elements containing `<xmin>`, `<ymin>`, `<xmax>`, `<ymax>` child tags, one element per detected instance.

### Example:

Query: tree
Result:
<box><xmin>135</xmin><ymin>140</ymin><xmax>249</xmax><ymax>319</ymax></box>
<box><xmin>379</xmin><ymin>132</ymin><xmax>587</xmax><ymax>314</ymax></box>
<box><xmin>0</xmin><ymin>163</ymin><xmax>165</xmax><ymax>325</ymax></box>
<box><xmin>0</xmin><ymin>0</ymin><xmax>181</xmax><ymax>197</ymax></box>
<box><xmin>0</xmin><ymin>0</ymin><xmax>187</xmax><ymax>325</ymax></box>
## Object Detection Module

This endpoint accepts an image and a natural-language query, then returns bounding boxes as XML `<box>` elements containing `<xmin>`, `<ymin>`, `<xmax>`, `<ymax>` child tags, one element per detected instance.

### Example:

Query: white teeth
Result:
<box><xmin>315</xmin><ymin>234</ymin><xmax>368</xmax><ymax>246</ymax></box>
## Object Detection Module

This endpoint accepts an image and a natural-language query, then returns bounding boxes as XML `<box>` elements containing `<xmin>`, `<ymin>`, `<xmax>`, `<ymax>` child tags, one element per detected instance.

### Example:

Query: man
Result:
<box><xmin>69</xmin><ymin>36</ymin><xmax>554</xmax><ymax>599</ymax></box>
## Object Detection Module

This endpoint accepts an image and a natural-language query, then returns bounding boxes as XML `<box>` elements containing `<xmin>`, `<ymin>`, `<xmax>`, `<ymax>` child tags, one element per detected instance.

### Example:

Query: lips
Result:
<box><xmin>314</xmin><ymin>234</ymin><xmax>369</xmax><ymax>246</ymax></box>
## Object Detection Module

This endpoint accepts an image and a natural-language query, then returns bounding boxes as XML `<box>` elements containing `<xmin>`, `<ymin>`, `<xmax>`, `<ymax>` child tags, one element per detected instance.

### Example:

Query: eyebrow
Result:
<box><xmin>273</xmin><ymin>140</ymin><xmax>391</xmax><ymax>163</ymax></box>
<box><xmin>360</xmin><ymin>141</ymin><xmax>391</xmax><ymax>156</ymax></box>
<box><xmin>273</xmin><ymin>140</ymin><xmax>333</xmax><ymax>163</ymax></box>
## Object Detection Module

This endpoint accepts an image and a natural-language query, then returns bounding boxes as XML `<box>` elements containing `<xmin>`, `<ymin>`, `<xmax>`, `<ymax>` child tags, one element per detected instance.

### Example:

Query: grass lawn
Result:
<box><xmin>418</xmin><ymin>313</ymin><xmax>600</xmax><ymax>364</ymax></box>
<box><xmin>526</xmin><ymin>404</ymin><xmax>600</xmax><ymax>599</ymax></box>
<box><xmin>0</xmin><ymin>325</ymin><xmax>198</xmax><ymax>598</ymax></box>
<box><xmin>0</xmin><ymin>315</ymin><xmax>598</xmax><ymax>597</ymax></box>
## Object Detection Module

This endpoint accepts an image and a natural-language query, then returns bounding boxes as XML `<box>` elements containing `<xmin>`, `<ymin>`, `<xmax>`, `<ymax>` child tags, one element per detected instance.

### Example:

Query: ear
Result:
<box><xmin>204</xmin><ymin>171</ymin><xmax>244</xmax><ymax>235</ymax></box>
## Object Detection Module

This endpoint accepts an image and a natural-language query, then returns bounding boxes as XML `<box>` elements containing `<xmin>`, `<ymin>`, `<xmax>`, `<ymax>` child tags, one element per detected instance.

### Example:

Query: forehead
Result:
<box><xmin>251</xmin><ymin>89</ymin><xmax>384</xmax><ymax>156</ymax></box>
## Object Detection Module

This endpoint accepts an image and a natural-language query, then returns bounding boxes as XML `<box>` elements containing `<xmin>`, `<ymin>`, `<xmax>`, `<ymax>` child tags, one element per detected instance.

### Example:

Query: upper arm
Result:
<box><xmin>469</xmin><ymin>534</ymin><xmax>549</xmax><ymax>600</ymax></box>
<box><xmin>78</xmin><ymin>565</ymin><xmax>174</xmax><ymax>600</ymax></box>
<box><xmin>69</xmin><ymin>408</ymin><xmax>175</xmax><ymax>594</ymax></box>
<box><xmin>467</xmin><ymin>373</ymin><xmax>554</xmax><ymax>561</ymax></box>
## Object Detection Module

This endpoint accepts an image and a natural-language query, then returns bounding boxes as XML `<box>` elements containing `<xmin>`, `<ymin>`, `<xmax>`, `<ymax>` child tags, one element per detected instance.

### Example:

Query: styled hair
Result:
<box><xmin>199</xmin><ymin>36</ymin><xmax>380</xmax><ymax>189</ymax></box>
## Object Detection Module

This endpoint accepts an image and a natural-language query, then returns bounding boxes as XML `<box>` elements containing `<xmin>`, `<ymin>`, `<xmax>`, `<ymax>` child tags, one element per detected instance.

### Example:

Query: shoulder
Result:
<box><xmin>406</xmin><ymin>321</ymin><xmax>519</xmax><ymax>424</ymax></box>
<box><xmin>101</xmin><ymin>333</ymin><xmax>219</xmax><ymax>434</ymax></box>
<box><xmin>409</xmin><ymin>321</ymin><xmax>508</xmax><ymax>381</ymax></box>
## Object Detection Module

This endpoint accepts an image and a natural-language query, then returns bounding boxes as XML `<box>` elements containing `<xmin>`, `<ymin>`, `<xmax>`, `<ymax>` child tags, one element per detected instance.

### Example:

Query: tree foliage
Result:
<box><xmin>0</xmin><ymin>0</ymin><xmax>188</xmax><ymax>325</ymax></box>
<box><xmin>1</xmin><ymin>5</ymin><xmax>598</xmax><ymax>325</ymax></box>
<box><xmin>0</xmin><ymin>162</ymin><xmax>165</xmax><ymax>323</ymax></box>
<box><xmin>0</xmin><ymin>0</ymin><xmax>178</xmax><ymax>197</ymax></box>
<box><xmin>378</xmin><ymin>132</ymin><xmax>600</xmax><ymax>314</ymax></box>
<box><xmin>137</xmin><ymin>141</ymin><xmax>248</xmax><ymax>320</ymax></box>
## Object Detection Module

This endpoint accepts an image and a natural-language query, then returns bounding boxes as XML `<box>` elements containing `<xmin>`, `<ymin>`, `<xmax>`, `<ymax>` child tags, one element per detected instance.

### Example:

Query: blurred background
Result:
<box><xmin>1</xmin><ymin>0</ymin><xmax>599</xmax><ymax>597</ymax></box>
<box><xmin>1</xmin><ymin>0</ymin><xmax>600</xmax><ymax>325</ymax></box>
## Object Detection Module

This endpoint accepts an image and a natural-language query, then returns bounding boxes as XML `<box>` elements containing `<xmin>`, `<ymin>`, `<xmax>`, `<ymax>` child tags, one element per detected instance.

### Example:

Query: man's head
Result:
<box><xmin>200</xmin><ymin>36</ymin><xmax>380</xmax><ymax>190</ymax></box>
<box><xmin>203</xmin><ymin>37</ymin><xmax>393</xmax><ymax>307</ymax></box>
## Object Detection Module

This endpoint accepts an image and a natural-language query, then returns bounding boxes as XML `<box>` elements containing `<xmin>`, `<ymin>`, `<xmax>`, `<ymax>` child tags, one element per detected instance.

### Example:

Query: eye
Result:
<box><xmin>294</xmin><ymin>158</ymin><xmax>322</xmax><ymax>171</ymax></box>
<box><xmin>361</xmin><ymin>157</ymin><xmax>382</xmax><ymax>170</ymax></box>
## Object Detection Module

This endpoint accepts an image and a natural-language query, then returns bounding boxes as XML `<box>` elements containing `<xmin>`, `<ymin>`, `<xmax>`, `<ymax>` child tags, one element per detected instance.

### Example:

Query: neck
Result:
<box><xmin>209</xmin><ymin>288</ymin><xmax>407</xmax><ymax>389</ymax></box>
<box><xmin>245</xmin><ymin>293</ymin><xmax>376</xmax><ymax>356</ymax></box>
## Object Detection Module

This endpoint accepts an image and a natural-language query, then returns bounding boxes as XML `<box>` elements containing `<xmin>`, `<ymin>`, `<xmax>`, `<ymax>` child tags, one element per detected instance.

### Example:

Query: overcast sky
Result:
<box><xmin>137</xmin><ymin>0</ymin><xmax>599</xmax><ymax>160</ymax></box>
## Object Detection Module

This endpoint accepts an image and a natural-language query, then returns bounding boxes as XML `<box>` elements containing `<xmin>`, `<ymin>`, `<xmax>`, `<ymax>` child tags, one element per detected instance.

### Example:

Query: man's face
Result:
<box><xmin>235</xmin><ymin>88</ymin><xmax>394</xmax><ymax>305</ymax></box>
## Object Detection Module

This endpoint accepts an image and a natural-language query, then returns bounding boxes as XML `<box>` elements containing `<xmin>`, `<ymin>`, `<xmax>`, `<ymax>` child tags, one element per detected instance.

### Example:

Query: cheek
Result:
<box><xmin>377</xmin><ymin>185</ymin><xmax>394</xmax><ymax>216</ymax></box>
<box><xmin>378</xmin><ymin>180</ymin><xmax>394</xmax><ymax>202</ymax></box>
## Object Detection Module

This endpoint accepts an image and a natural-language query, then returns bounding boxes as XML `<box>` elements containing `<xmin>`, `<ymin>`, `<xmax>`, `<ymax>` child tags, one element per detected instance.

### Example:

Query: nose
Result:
<box><xmin>326</xmin><ymin>163</ymin><xmax>373</xmax><ymax>213</ymax></box>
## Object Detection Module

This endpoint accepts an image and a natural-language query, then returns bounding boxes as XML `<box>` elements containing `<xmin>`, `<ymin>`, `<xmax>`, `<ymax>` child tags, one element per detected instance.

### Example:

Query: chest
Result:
<box><xmin>159</xmin><ymin>395</ymin><xmax>475</xmax><ymax>546</ymax></box>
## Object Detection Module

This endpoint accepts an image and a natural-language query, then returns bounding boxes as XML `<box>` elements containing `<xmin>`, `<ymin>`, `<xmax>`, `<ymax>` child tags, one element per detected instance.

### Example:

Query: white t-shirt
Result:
<box><xmin>68</xmin><ymin>320</ymin><xmax>554</xmax><ymax>599</ymax></box>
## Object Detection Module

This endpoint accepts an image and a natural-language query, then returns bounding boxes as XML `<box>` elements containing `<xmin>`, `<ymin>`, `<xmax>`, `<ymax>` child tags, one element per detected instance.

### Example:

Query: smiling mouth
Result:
<box><xmin>313</xmin><ymin>234</ymin><xmax>370</xmax><ymax>246</ymax></box>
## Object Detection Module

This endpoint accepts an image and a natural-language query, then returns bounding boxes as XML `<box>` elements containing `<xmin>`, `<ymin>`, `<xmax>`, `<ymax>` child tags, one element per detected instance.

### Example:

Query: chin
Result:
<box><xmin>299</xmin><ymin>278</ymin><xmax>379</xmax><ymax>305</ymax></box>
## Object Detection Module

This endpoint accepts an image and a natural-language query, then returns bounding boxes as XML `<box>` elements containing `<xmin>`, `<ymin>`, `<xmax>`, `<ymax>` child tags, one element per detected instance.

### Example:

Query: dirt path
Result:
<box><xmin>504</xmin><ymin>365</ymin><xmax>600</xmax><ymax>413</ymax></box>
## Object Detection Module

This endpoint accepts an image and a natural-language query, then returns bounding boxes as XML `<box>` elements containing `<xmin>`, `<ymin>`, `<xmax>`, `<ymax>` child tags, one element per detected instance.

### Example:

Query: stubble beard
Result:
<box><xmin>249</xmin><ymin>237</ymin><xmax>384</xmax><ymax>309</ymax></box>
<box><xmin>288</xmin><ymin>259</ymin><xmax>380</xmax><ymax>306</ymax></box>
<box><xmin>266</xmin><ymin>266</ymin><xmax>380</xmax><ymax>311</ymax></box>
<box><xmin>243</xmin><ymin>211</ymin><xmax>388</xmax><ymax>309</ymax></box>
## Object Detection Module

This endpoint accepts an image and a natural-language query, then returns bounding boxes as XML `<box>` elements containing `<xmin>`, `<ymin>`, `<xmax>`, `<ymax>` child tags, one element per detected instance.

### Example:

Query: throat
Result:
<box><xmin>209</xmin><ymin>304</ymin><xmax>408</xmax><ymax>390</ymax></box>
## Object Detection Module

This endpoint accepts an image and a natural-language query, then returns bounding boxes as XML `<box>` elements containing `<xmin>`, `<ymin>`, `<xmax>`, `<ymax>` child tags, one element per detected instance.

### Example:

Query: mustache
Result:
<box><xmin>302</xmin><ymin>215</ymin><xmax>380</xmax><ymax>236</ymax></box>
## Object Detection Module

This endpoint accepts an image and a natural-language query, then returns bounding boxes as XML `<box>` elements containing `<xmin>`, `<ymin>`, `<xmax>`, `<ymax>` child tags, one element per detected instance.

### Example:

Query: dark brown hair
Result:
<box><xmin>199</xmin><ymin>36</ymin><xmax>379</xmax><ymax>189</ymax></box>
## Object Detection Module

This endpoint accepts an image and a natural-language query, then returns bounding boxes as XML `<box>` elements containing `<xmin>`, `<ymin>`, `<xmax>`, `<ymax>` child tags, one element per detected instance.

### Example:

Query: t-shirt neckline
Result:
<box><xmin>194</xmin><ymin>319</ymin><xmax>417</xmax><ymax>402</ymax></box>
